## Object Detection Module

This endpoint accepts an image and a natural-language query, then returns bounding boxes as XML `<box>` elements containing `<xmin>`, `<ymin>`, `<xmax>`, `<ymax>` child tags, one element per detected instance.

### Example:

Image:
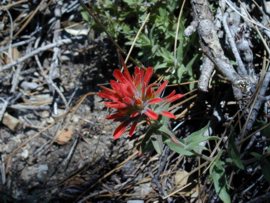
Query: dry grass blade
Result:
<box><xmin>173</xmin><ymin>0</ymin><xmax>186</xmax><ymax>69</ymax></box>
<box><xmin>124</xmin><ymin>13</ymin><xmax>150</xmax><ymax>64</ymax></box>
<box><xmin>14</xmin><ymin>0</ymin><xmax>47</xmax><ymax>37</ymax></box>
<box><xmin>0</xmin><ymin>0</ymin><xmax>28</xmax><ymax>10</ymax></box>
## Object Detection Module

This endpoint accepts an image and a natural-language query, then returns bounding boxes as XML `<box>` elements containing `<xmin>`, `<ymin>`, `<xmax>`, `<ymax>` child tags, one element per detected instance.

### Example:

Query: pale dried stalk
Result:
<box><xmin>0</xmin><ymin>38</ymin><xmax>72</xmax><ymax>71</ymax></box>
<box><xmin>222</xmin><ymin>12</ymin><xmax>247</xmax><ymax>75</ymax></box>
<box><xmin>191</xmin><ymin>0</ymin><xmax>250</xmax><ymax>99</ymax></box>
<box><xmin>198</xmin><ymin>56</ymin><xmax>214</xmax><ymax>92</ymax></box>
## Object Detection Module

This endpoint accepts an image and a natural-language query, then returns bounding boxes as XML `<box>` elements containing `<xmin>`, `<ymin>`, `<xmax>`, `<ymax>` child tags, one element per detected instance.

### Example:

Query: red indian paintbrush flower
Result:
<box><xmin>98</xmin><ymin>65</ymin><xmax>183</xmax><ymax>139</ymax></box>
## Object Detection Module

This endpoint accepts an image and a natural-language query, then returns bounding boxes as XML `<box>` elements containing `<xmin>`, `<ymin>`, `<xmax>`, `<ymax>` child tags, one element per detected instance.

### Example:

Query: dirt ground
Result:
<box><xmin>1</xmin><ymin>37</ymin><xmax>117</xmax><ymax>200</ymax></box>
<box><xmin>0</xmin><ymin>1</ymin><xmax>158</xmax><ymax>201</ymax></box>
<box><xmin>0</xmin><ymin>29</ymin><xmax>159</xmax><ymax>202</ymax></box>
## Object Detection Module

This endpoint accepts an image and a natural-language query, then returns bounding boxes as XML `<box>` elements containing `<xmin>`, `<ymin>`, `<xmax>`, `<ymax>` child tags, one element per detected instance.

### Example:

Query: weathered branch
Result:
<box><xmin>222</xmin><ymin>12</ymin><xmax>247</xmax><ymax>75</ymax></box>
<box><xmin>34</xmin><ymin>38</ymin><xmax>68</xmax><ymax>110</ymax></box>
<box><xmin>0</xmin><ymin>37</ymin><xmax>36</xmax><ymax>53</ymax></box>
<box><xmin>190</xmin><ymin>0</ymin><xmax>254</xmax><ymax>99</ymax></box>
<box><xmin>244</xmin><ymin>68</ymin><xmax>270</xmax><ymax>133</ymax></box>
<box><xmin>0</xmin><ymin>38</ymin><xmax>72</xmax><ymax>72</ymax></box>
<box><xmin>198</xmin><ymin>56</ymin><xmax>214</xmax><ymax>92</ymax></box>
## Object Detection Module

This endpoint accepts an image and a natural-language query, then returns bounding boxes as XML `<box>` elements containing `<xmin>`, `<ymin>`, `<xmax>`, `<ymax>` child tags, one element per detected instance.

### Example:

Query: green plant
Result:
<box><xmin>81</xmin><ymin>0</ymin><xmax>199</xmax><ymax>89</ymax></box>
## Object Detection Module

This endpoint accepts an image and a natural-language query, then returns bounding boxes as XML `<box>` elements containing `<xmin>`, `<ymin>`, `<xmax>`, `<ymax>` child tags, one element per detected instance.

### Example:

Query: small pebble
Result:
<box><xmin>46</xmin><ymin>117</ymin><xmax>55</xmax><ymax>124</ymax></box>
<box><xmin>37</xmin><ymin>164</ymin><xmax>48</xmax><ymax>182</ymax></box>
<box><xmin>21</xmin><ymin>149</ymin><xmax>29</xmax><ymax>160</ymax></box>
<box><xmin>20</xmin><ymin>81</ymin><xmax>39</xmax><ymax>90</ymax></box>
<box><xmin>40</xmin><ymin>111</ymin><xmax>50</xmax><ymax>118</ymax></box>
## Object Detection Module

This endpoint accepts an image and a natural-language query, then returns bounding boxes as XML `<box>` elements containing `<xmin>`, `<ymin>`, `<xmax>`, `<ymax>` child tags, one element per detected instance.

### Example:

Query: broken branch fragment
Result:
<box><xmin>2</xmin><ymin>113</ymin><xmax>21</xmax><ymax>131</ymax></box>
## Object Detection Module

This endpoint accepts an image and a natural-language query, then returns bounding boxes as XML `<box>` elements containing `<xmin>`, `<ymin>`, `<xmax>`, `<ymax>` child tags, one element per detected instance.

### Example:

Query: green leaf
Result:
<box><xmin>185</xmin><ymin>54</ymin><xmax>198</xmax><ymax>77</ymax></box>
<box><xmin>251</xmin><ymin>152</ymin><xmax>262</xmax><ymax>159</ymax></box>
<box><xmin>261</xmin><ymin>124</ymin><xmax>270</xmax><ymax>138</ymax></box>
<box><xmin>122</xmin><ymin>0</ymin><xmax>139</xmax><ymax>6</ymax></box>
<box><xmin>177</xmin><ymin>64</ymin><xmax>186</xmax><ymax>83</ymax></box>
<box><xmin>210</xmin><ymin>160</ymin><xmax>231</xmax><ymax>203</ymax></box>
<box><xmin>80</xmin><ymin>8</ymin><xmax>91</xmax><ymax>23</ymax></box>
<box><xmin>137</xmin><ymin>34</ymin><xmax>152</xmax><ymax>47</ymax></box>
<box><xmin>139</xmin><ymin>125</ymin><xmax>160</xmax><ymax>153</ymax></box>
<box><xmin>158</xmin><ymin>125</ymin><xmax>175</xmax><ymax>138</ymax></box>
<box><xmin>251</xmin><ymin>153</ymin><xmax>270</xmax><ymax>182</ymax></box>
<box><xmin>184</xmin><ymin>124</ymin><xmax>210</xmax><ymax>143</ymax></box>
<box><xmin>155</xmin><ymin>63</ymin><xmax>168</xmax><ymax>70</ymax></box>
<box><xmin>176</xmin><ymin>44</ymin><xmax>184</xmax><ymax>64</ymax></box>
<box><xmin>151</xmin><ymin>134</ymin><xmax>164</xmax><ymax>154</ymax></box>
<box><xmin>183</xmin><ymin>123</ymin><xmax>218</xmax><ymax>153</ymax></box>
<box><xmin>158</xmin><ymin>124</ymin><xmax>193</xmax><ymax>155</ymax></box>
<box><xmin>157</xmin><ymin>48</ymin><xmax>174</xmax><ymax>62</ymax></box>
<box><xmin>165</xmin><ymin>139</ymin><xmax>194</xmax><ymax>156</ymax></box>
<box><xmin>151</xmin><ymin>45</ymin><xmax>159</xmax><ymax>53</ymax></box>
<box><xmin>261</xmin><ymin>158</ymin><xmax>270</xmax><ymax>182</ymax></box>
<box><xmin>228</xmin><ymin>136</ymin><xmax>244</xmax><ymax>170</ymax></box>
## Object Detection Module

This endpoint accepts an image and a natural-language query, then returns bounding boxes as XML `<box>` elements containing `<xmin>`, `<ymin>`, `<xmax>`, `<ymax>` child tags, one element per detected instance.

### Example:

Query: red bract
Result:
<box><xmin>98</xmin><ymin>65</ymin><xmax>183</xmax><ymax>139</ymax></box>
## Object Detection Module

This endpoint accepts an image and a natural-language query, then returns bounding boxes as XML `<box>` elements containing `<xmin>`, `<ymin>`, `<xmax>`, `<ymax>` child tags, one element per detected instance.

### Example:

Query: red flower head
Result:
<box><xmin>98</xmin><ymin>65</ymin><xmax>183</xmax><ymax>139</ymax></box>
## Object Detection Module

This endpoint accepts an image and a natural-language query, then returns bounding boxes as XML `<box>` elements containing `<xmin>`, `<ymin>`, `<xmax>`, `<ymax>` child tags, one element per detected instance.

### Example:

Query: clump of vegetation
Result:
<box><xmin>86</xmin><ymin>0</ymin><xmax>270</xmax><ymax>202</ymax></box>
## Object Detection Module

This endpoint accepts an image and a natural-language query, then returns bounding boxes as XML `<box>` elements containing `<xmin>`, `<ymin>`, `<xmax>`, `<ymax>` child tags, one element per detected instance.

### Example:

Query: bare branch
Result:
<box><xmin>198</xmin><ymin>56</ymin><xmax>214</xmax><ymax>92</ymax></box>
<box><xmin>223</xmin><ymin>12</ymin><xmax>247</xmax><ymax>75</ymax></box>
<box><xmin>0</xmin><ymin>38</ymin><xmax>72</xmax><ymax>72</ymax></box>
<box><xmin>0</xmin><ymin>37</ymin><xmax>35</xmax><ymax>53</ymax></box>
<box><xmin>191</xmin><ymin>0</ymin><xmax>249</xmax><ymax>95</ymax></box>
<box><xmin>244</xmin><ymin>68</ymin><xmax>270</xmax><ymax>133</ymax></box>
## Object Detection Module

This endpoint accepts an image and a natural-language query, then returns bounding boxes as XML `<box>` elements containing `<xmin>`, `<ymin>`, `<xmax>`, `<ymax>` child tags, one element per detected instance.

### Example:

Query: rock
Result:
<box><xmin>4</xmin><ymin>140</ymin><xmax>17</xmax><ymax>153</ymax></box>
<box><xmin>40</xmin><ymin>111</ymin><xmax>50</xmax><ymax>118</ymax></box>
<box><xmin>133</xmin><ymin>183</ymin><xmax>152</xmax><ymax>199</ymax></box>
<box><xmin>16</xmin><ymin>162</ymin><xmax>25</xmax><ymax>171</ymax></box>
<box><xmin>25</xmin><ymin>129</ymin><xmax>37</xmax><ymax>136</ymax></box>
<box><xmin>21</xmin><ymin>166</ymin><xmax>37</xmax><ymax>182</ymax></box>
<box><xmin>2</xmin><ymin>113</ymin><xmax>21</xmax><ymax>131</ymax></box>
<box><xmin>127</xmin><ymin>200</ymin><xmax>144</xmax><ymax>203</ymax></box>
<box><xmin>20</xmin><ymin>149</ymin><xmax>29</xmax><ymax>160</ymax></box>
<box><xmin>0</xmin><ymin>144</ymin><xmax>4</xmax><ymax>153</ymax></box>
<box><xmin>71</xmin><ymin>115</ymin><xmax>79</xmax><ymax>123</ymax></box>
<box><xmin>21</xmin><ymin>164</ymin><xmax>48</xmax><ymax>184</ymax></box>
<box><xmin>46</xmin><ymin>117</ymin><xmax>55</xmax><ymax>124</ymax></box>
<box><xmin>175</xmin><ymin>170</ymin><xmax>189</xmax><ymax>187</ymax></box>
<box><xmin>20</xmin><ymin>81</ymin><xmax>39</xmax><ymax>90</ymax></box>
<box><xmin>37</xmin><ymin>164</ymin><xmax>48</xmax><ymax>182</ymax></box>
